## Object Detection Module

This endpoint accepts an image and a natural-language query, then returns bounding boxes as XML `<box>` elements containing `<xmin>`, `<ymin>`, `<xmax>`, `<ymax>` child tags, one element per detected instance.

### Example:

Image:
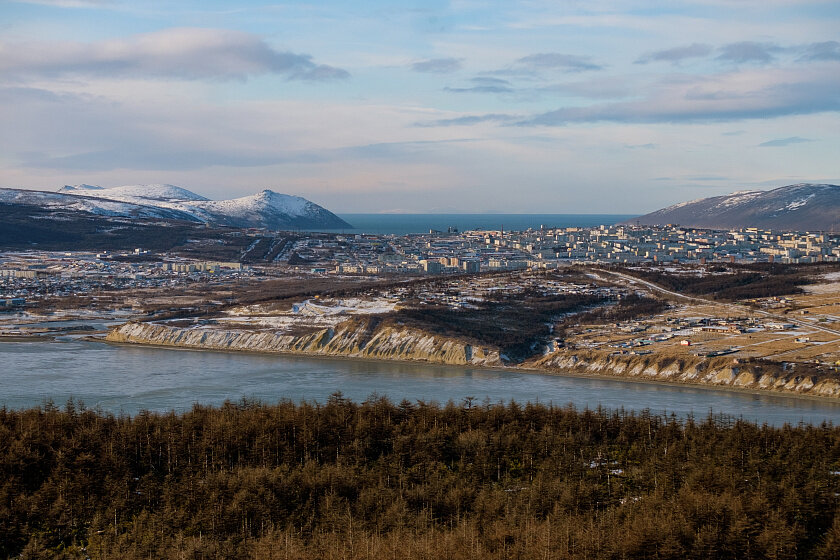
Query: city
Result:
<box><xmin>3</xmin><ymin>224</ymin><xmax>838</xmax><ymax>312</ymax></box>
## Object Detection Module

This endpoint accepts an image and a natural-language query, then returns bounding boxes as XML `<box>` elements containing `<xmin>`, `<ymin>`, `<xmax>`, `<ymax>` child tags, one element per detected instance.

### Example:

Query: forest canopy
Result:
<box><xmin>2</xmin><ymin>397</ymin><xmax>840</xmax><ymax>559</ymax></box>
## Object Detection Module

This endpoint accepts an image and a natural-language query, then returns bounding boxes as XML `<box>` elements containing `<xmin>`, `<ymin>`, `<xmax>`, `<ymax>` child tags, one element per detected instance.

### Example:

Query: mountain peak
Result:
<box><xmin>628</xmin><ymin>183</ymin><xmax>840</xmax><ymax>231</ymax></box>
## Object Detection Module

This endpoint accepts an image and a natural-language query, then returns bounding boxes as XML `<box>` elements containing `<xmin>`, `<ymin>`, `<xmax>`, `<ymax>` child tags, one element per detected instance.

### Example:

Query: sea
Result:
<box><xmin>312</xmin><ymin>214</ymin><xmax>634</xmax><ymax>235</ymax></box>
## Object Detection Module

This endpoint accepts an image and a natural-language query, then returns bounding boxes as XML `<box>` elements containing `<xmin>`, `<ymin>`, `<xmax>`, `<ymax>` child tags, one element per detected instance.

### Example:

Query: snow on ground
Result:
<box><xmin>200</xmin><ymin>191</ymin><xmax>311</xmax><ymax>219</ymax></box>
<box><xmin>219</xmin><ymin>297</ymin><xmax>399</xmax><ymax>331</ymax></box>
<box><xmin>804</xmin><ymin>272</ymin><xmax>840</xmax><ymax>294</ymax></box>
<box><xmin>59</xmin><ymin>184</ymin><xmax>207</xmax><ymax>202</ymax></box>
<box><xmin>716</xmin><ymin>191</ymin><xmax>762</xmax><ymax>209</ymax></box>
<box><xmin>779</xmin><ymin>194</ymin><xmax>815</xmax><ymax>212</ymax></box>
<box><xmin>292</xmin><ymin>298</ymin><xmax>398</xmax><ymax>316</ymax></box>
<box><xmin>1</xmin><ymin>185</ymin><xmax>336</xmax><ymax>228</ymax></box>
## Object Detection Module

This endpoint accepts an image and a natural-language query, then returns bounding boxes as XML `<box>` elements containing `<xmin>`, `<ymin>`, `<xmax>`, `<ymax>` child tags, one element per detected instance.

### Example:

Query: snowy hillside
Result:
<box><xmin>192</xmin><ymin>190</ymin><xmax>346</xmax><ymax>229</ymax></box>
<box><xmin>1</xmin><ymin>184</ymin><xmax>352</xmax><ymax>230</ymax></box>
<box><xmin>59</xmin><ymin>184</ymin><xmax>209</xmax><ymax>202</ymax></box>
<box><xmin>0</xmin><ymin>188</ymin><xmax>198</xmax><ymax>220</ymax></box>
<box><xmin>628</xmin><ymin>184</ymin><xmax>840</xmax><ymax>231</ymax></box>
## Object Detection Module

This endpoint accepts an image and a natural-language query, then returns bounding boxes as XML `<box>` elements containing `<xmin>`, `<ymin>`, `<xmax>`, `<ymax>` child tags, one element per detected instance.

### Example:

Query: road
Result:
<box><xmin>593</xmin><ymin>268</ymin><xmax>840</xmax><ymax>338</ymax></box>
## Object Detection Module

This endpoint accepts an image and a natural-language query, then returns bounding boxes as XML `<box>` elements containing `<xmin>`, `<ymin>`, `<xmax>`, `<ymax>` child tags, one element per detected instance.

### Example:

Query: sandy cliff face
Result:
<box><xmin>534</xmin><ymin>351</ymin><xmax>840</xmax><ymax>398</ymax></box>
<box><xmin>106</xmin><ymin>321</ymin><xmax>502</xmax><ymax>367</ymax></box>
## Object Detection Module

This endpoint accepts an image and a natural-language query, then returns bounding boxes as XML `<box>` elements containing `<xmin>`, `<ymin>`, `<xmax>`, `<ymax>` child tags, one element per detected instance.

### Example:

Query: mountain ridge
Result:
<box><xmin>628</xmin><ymin>183</ymin><xmax>840</xmax><ymax>231</ymax></box>
<box><xmin>0</xmin><ymin>184</ymin><xmax>352</xmax><ymax>230</ymax></box>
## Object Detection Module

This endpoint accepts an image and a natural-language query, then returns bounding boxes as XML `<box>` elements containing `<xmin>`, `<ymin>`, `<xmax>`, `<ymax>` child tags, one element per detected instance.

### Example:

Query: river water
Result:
<box><xmin>2</xmin><ymin>339</ymin><xmax>840</xmax><ymax>426</ymax></box>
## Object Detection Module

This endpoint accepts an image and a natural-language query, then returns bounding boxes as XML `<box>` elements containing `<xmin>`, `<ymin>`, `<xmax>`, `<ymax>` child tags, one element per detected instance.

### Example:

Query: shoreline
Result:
<box><xmin>0</xmin><ymin>335</ymin><xmax>56</xmax><ymax>342</ymax></box>
<box><xmin>90</xmin><ymin>335</ymin><xmax>840</xmax><ymax>405</ymax></box>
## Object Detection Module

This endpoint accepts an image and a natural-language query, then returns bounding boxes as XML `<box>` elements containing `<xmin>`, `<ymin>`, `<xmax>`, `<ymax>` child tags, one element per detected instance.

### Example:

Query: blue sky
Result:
<box><xmin>1</xmin><ymin>0</ymin><xmax>838</xmax><ymax>213</ymax></box>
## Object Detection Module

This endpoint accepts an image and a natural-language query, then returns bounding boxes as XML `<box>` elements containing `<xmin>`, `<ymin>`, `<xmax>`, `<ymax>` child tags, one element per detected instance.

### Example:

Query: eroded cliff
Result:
<box><xmin>534</xmin><ymin>350</ymin><xmax>840</xmax><ymax>398</ymax></box>
<box><xmin>106</xmin><ymin>320</ymin><xmax>502</xmax><ymax>367</ymax></box>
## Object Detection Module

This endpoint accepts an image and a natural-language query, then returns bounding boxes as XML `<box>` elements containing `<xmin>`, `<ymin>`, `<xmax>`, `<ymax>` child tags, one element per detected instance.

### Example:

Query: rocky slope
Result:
<box><xmin>106</xmin><ymin>320</ymin><xmax>502</xmax><ymax>367</ymax></box>
<box><xmin>534</xmin><ymin>350</ymin><xmax>840</xmax><ymax>398</ymax></box>
<box><xmin>629</xmin><ymin>183</ymin><xmax>840</xmax><ymax>231</ymax></box>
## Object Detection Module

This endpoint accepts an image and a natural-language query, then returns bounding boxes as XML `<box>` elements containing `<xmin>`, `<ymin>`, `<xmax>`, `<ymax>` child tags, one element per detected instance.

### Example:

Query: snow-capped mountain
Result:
<box><xmin>58</xmin><ymin>183</ymin><xmax>209</xmax><ymax>203</ymax></box>
<box><xmin>193</xmin><ymin>190</ymin><xmax>346</xmax><ymax>229</ymax></box>
<box><xmin>0</xmin><ymin>184</ymin><xmax>352</xmax><ymax>230</ymax></box>
<box><xmin>0</xmin><ymin>187</ymin><xmax>200</xmax><ymax>221</ymax></box>
<box><xmin>628</xmin><ymin>184</ymin><xmax>840</xmax><ymax>231</ymax></box>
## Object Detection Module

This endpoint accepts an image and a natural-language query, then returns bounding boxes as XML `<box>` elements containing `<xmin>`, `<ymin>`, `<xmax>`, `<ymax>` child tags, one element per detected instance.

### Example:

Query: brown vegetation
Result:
<box><xmin>387</xmin><ymin>291</ymin><xmax>605</xmax><ymax>361</ymax></box>
<box><xmin>567</xmin><ymin>294</ymin><xmax>669</xmax><ymax>326</ymax></box>
<box><xmin>614</xmin><ymin>263</ymin><xmax>838</xmax><ymax>301</ymax></box>
<box><xmin>2</xmin><ymin>398</ymin><xmax>839</xmax><ymax>559</ymax></box>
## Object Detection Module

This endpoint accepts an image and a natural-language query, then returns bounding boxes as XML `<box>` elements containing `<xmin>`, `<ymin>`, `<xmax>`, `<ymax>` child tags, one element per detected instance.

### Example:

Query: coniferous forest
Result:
<box><xmin>2</xmin><ymin>396</ymin><xmax>840</xmax><ymax>559</ymax></box>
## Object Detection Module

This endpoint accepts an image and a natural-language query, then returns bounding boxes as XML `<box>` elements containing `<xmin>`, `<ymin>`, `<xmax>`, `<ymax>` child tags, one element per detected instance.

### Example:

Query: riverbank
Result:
<box><xmin>105</xmin><ymin>321</ymin><xmax>840</xmax><ymax>401</ymax></box>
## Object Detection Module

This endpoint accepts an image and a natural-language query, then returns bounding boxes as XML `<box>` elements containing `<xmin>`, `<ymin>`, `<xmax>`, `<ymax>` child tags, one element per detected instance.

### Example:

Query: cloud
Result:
<box><xmin>514</xmin><ymin>52</ymin><xmax>602</xmax><ymax>73</ymax></box>
<box><xmin>23</xmin><ymin>140</ymin><xmax>479</xmax><ymax>171</ymax></box>
<box><xmin>444</xmin><ymin>77</ymin><xmax>513</xmax><ymax>94</ymax></box>
<box><xmin>416</xmin><ymin>113</ymin><xmax>517</xmax><ymax>127</ymax></box>
<box><xmin>0</xmin><ymin>28</ymin><xmax>349</xmax><ymax>81</ymax></box>
<box><xmin>635</xmin><ymin>43</ymin><xmax>713</xmax><ymax>65</ymax></box>
<box><xmin>716</xmin><ymin>42</ymin><xmax>783</xmax><ymax>64</ymax></box>
<box><xmin>624</xmin><ymin>143</ymin><xmax>657</xmax><ymax>149</ymax></box>
<box><xmin>758</xmin><ymin>136</ymin><xmax>814</xmax><ymax>147</ymax></box>
<box><xmin>410</xmin><ymin>57</ymin><xmax>463</xmax><ymax>73</ymax></box>
<box><xmin>334</xmin><ymin>139</ymin><xmax>479</xmax><ymax>160</ymax></box>
<box><xmin>0</xmin><ymin>85</ymin><xmax>489</xmax><ymax>174</ymax></box>
<box><xmin>514</xmin><ymin>67</ymin><xmax>840</xmax><ymax>126</ymax></box>
<box><xmin>798</xmin><ymin>41</ymin><xmax>840</xmax><ymax>62</ymax></box>
<box><xmin>421</xmin><ymin>63</ymin><xmax>840</xmax><ymax>128</ymax></box>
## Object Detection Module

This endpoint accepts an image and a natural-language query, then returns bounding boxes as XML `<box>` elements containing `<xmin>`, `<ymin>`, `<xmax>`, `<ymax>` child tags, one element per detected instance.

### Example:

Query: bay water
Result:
<box><xmin>317</xmin><ymin>214</ymin><xmax>634</xmax><ymax>235</ymax></box>
<box><xmin>2</xmin><ymin>339</ymin><xmax>840</xmax><ymax>426</ymax></box>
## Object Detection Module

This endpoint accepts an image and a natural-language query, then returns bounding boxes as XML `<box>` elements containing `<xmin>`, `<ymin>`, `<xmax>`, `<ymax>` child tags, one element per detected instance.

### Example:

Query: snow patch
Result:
<box><xmin>778</xmin><ymin>194</ymin><xmax>815</xmax><ymax>212</ymax></box>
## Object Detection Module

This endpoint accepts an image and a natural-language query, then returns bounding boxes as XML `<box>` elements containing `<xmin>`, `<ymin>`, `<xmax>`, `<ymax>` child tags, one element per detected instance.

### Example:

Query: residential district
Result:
<box><xmin>1</xmin><ymin>224</ymin><xmax>839</xmax><ymax>307</ymax></box>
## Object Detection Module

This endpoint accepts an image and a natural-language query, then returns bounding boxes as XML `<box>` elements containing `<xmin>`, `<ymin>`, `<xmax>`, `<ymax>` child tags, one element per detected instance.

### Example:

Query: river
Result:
<box><xmin>2</xmin><ymin>338</ymin><xmax>840</xmax><ymax>426</ymax></box>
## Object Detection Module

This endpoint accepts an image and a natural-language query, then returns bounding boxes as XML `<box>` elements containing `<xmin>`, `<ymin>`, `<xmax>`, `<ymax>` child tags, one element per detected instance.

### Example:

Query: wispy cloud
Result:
<box><xmin>410</xmin><ymin>57</ymin><xmax>463</xmax><ymax>73</ymax></box>
<box><xmin>516</xmin><ymin>67</ymin><xmax>840</xmax><ymax>125</ymax></box>
<box><xmin>0</xmin><ymin>28</ymin><xmax>349</xmax><ymax>81</ymax></box>
<box><xmin>635</xmin><ymin>43</ymin><xmax>713</xmax><ymax>65</ymax></box>
<box><xmin>758</xmin><ymin>136</ymin><xmax>814</xmax><ymax>147</ymax></box>
<box><xmin>798</xmin><ymin>41</ymin><xmax>840</xmax><ymax>62</ymax></box>
<box><xmin>422</xmin><ymin>64</ymin><xmax>840</xmax><ymax>128</ymax></box>
<box><xmin>513</xmin><ymin>52</ymin><xmax>602</xmax><ymax>72</ymax></box>
<box><xmin>444</xmin><ymin>77</ymin><xmax>513</xmax><ymax>94</ymax></box>
<box><xmin>717</xmin><ymin>41</ymin><xmax>784</xmax><ymax>64</ymax></box>
<box><xmin>415</xmin><ymin>113</ymin><xmax>517</xmax><ymax>127</ymax></box>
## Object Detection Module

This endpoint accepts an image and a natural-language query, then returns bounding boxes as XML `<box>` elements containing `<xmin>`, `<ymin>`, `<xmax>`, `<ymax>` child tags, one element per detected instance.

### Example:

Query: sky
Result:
<box><xmin>1</xmin><ymin>0</ymin><xmax>838</xmax><ymax>213</ymax></box>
